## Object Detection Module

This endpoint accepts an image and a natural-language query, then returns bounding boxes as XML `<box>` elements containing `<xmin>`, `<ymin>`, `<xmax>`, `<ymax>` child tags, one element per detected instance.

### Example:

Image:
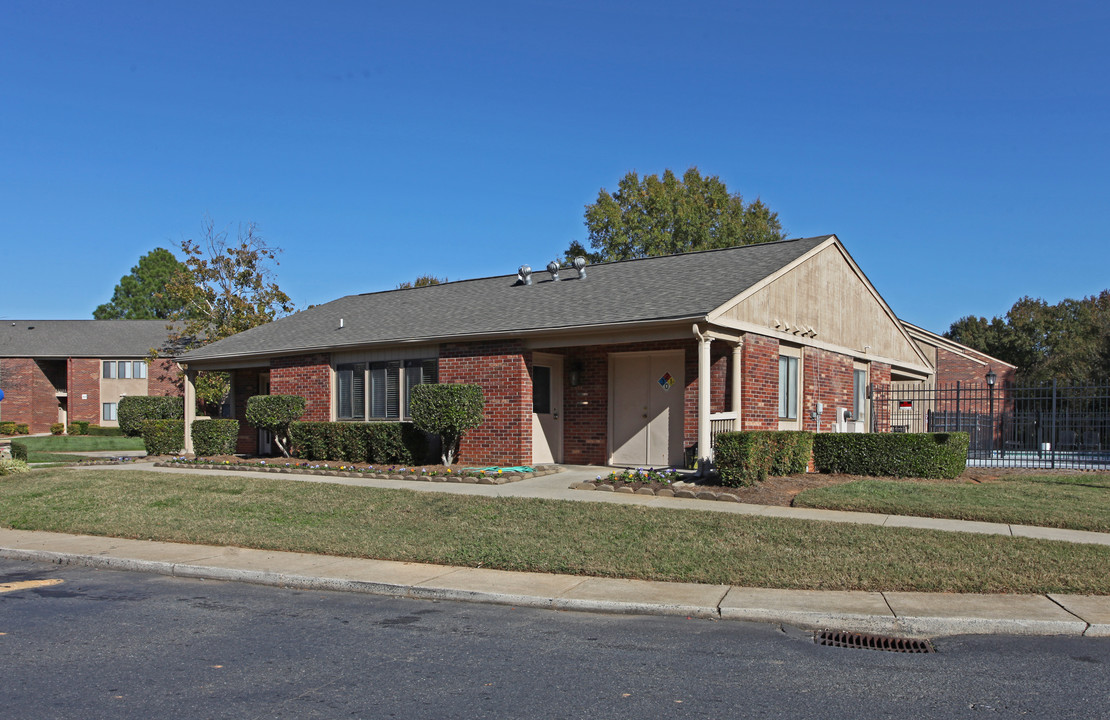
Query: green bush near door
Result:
<box><xmin>812</xmin><ymin>432</ymin><xmax>969</xmax><ymax>479</ymax></box>
<box><xmin>714</xmin><ymin>431</ymin><xmax>814</xmax><ymax>487</ymax></box>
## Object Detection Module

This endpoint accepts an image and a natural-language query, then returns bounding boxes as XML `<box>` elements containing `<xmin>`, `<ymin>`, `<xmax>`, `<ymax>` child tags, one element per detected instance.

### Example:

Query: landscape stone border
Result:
<box><xmin>153</xmin><ymin>461</ymin><xmax>561</xmax><ymax>485</ymax></box>
<box><xmin>570</xmin><ymin>481</ymin><xmax>742</xmax><ymax>502</ymax></box>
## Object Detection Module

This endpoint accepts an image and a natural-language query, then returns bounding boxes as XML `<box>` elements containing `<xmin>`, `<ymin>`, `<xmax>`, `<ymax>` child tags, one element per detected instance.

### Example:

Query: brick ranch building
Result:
<box><xmin>0</xmin><ymin>320</ymin><xmax>182</xmax><ymax>433</ymax></box>
<box><xmin>177</xmin><ymin>235</ymin><xmax>989</xmax><ymax>466</ymax></box>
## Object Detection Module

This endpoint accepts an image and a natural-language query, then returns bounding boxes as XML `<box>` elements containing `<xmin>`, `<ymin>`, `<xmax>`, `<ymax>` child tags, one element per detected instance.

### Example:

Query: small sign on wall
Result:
<box><xmin>658</xmin><ymin>372</ymin><xmax>675</xmax><ymax>391</ymax></box>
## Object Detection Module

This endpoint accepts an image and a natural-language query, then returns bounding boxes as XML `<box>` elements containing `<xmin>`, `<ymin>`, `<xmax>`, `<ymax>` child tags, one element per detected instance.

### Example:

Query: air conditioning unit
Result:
<box><xmin>834</xmin><ymin>408</ymin><xmax>867</xmax><ymax>433</ymax></box>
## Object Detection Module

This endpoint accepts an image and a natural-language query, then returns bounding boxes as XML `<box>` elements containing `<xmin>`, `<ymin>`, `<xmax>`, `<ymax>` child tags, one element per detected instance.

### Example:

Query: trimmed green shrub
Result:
<box><xmin>118</xmin><ymin>396</ymin><xmax>184</xmax><ymax>437</ymax></box>
<box><xmin>0</xmin><ymin>458</ymin><xmax>30</xmax><ymax>476</ymax></box>
<box><xmin>67</xmin><ymin>421</ymin><xmax>90</xmax><ymax>436</ymax></box>
<box><xmin>50</xmin><ymin>423</ymin><xmax>65</xmax><ymax>435</ymax></box>
<box><xmin>86</xmin><ymin>425</ymin><xmax>123</xmax><ymax>436</ymax></box>
<box><xmin>141</xmin><ymin>419</ymin><xmax>185</xmax><ymax>456</ymax></box>
<box><xmin>10</xmin><ymin>441</ymin><xmax>28</xmax><ymax>461</ymax></box>
<box><xmin>15</xmin><ymin>424</ymin><xmax>29</xmax><ymax>435</ymax></box>
<box><xmin>289</xmin><ymin>421</ymin><xmax>430</xmax><ymax>465</ymax></box>
<box><xmin>409</xmin><ymin>384</ymin><xmax>484</xmax><ymax>465</ymax></box>
<box><xmin>370</xmin><ymin>422</ymin><xmax>429</xmax><ymax>465</ymax></box>
<box><xmin>0</xmin><ymin>421</ymin><xmax>16</xmax><ymax>435</ymax></box>
<box><xmin>192</xmin><ymin>419</ymin><xmax>240</xmax><ymax>456</ymax></box>
<box><xmin>812</xmin><ymin>432</ymin><xmax>969</xmax><ymax>479</ymax></box>
<box><xmin>245</xmin><ymin>395</ymin><xmax>306</xmax><ymax>457</ymax></box>
<box><xmin>715</xmin><ymin>431</ymin><xmax>814</xmax><ymax>487</ymax></box>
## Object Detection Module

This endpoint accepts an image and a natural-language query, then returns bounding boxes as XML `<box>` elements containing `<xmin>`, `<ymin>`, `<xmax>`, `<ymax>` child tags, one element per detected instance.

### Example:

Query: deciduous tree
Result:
<box><xmin>564</xmin><ymin>167</ymin><xmax>785</xmax><ymax>263</ymax></box>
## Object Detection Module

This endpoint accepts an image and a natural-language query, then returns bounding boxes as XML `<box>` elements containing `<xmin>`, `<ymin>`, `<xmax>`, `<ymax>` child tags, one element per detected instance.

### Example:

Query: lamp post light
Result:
<box><xmin>986</xmin><ymin>369</ymin><xmax>997</xmax><ymax>456</ymax></box>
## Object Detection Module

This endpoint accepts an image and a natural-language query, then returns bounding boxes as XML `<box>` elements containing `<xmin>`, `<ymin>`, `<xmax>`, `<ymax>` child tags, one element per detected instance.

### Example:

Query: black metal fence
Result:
<box><xmin>871</xmin><ymin>380</ymin><xmax>1110</xmax><ymax>468</ymax></box>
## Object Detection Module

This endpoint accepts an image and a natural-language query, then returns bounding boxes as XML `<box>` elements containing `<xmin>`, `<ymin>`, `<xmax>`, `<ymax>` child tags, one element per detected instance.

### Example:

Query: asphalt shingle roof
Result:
<box><xmin>0</xmin><ymin>320</ymin><xmax>175</xmax><ymax>359</ymax></box>
<box><xmin>180</xmin><ymin>236</ymin><xmax>833</xmax><ymax>363</ymax></box>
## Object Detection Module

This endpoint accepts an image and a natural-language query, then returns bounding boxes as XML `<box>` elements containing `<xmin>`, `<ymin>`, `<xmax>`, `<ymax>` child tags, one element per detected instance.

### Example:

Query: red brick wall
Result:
<box><xmin>68</xmin><ymin>358</ymin><xmax>101</xmax><ymax>425</ymax></box>
<box><xmin>740</xmin><ymin>335</ymin><xmax>780</xmax><ymax>430</ymax></box>
<box><xmin>148</xmin><ymin>359</ymin><xmax>184</xmax><ymax>396</ymax></box>
<box><xmin>801</xmin><ymin>347</ymin><xmax>855</xmax><ymax>433</ymax></box>
<box><xmin>934</xmin><ymin>346</ymin><xmax>1017</xmax><ymax>388</ymax></box>
<box><xmin>562</xmin><ymin>350</ymin><xmax>606</xmax><ymax>465</ymax></box>
<box><xmin>440</xmin><ymin>340</ymin><xmax>531</xmax><ymax>465</ymax></box>
<box><xmin>870</xmin><ymin>361</ymin><xmax>892</xmax><ymax>432</ymax></box>
<box><xmin>270</xmin><ymin>354</ymin><xmax>331</xmax><ymax>421</ymax></box>
<box><xmin>0</xmin><ymin>358</ymin><xmax>36</xmax><ymax>430</ymax></box>
<box><xmin>231</xmin><ymin>369</ymin><xmax>264</xmax><ymax>454</ymax></box>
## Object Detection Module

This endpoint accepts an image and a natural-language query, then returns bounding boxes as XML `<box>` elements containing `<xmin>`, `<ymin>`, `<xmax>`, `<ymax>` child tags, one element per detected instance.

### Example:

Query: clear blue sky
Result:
<box><xmin>3</xmin><ymin>1</ymin><xmax>1107</xmax><ymax>334</ymax></box>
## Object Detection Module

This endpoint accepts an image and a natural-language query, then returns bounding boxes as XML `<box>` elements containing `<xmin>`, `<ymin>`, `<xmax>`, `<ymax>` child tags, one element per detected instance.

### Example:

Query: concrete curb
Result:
<box><xmin>3</xmin><ymin>537</ymin><xmax>1107</xmax><ymax>640</ymax></box>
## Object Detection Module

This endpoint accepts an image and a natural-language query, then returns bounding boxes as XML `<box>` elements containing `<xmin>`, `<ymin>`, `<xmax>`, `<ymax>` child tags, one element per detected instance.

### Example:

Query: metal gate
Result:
<box><xmin>872</xmin><ymin>380</ymin><xmax>1110</xmax><ymax>469</ymax></box>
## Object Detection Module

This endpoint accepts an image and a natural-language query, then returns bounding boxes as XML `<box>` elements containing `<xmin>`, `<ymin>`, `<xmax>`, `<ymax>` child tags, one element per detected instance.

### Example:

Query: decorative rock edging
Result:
<box><xmin>154</xmin><ymin>462</ymin><xmax>562</xmax><ymax>485</ymax></box>
<box><xmin>570</xmin><ymin>482</ymin><xmax>743</xmax><ymax>503</ymax></box>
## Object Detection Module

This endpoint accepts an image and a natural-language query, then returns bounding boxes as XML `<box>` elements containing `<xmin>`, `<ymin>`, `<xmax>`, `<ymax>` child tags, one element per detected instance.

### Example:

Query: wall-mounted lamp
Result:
<box><xmin>568</xmin><ymin>360</ymin><xmax>584</xmax><ymax>387</ymax></box>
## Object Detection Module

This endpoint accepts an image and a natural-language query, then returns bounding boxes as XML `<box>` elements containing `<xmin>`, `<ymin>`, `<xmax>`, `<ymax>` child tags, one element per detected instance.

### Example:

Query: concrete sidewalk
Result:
<box><xmin>1</xmin><ymin>527</ymin><xmax>1107</xmax><ymax>639</ymax></box>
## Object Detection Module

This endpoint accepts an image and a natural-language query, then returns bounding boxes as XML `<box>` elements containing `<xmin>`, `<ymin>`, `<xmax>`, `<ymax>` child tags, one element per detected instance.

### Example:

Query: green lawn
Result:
<box><xmin>12</xmin><ymin>435</ymin><xmax>146</xmax><ymax>463</ymax></box>
<box><xmin>1</xmin><ymin>468</ymin><xmax>1108</xmax><ymax>595</ymax></box>
<box><xmin>793</xmin><ymin>474</ymin><xmax>1110</xmax><ymax>533</ymax></box>
<box><xmin>14</xmin><ymin>436</ymin><xmax>146</xmax><ymax>453</ymax></box>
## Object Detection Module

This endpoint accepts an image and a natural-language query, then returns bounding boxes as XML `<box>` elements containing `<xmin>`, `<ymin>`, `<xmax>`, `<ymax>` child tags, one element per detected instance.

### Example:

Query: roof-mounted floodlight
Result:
<box><xmin>518</xmin><ymin>264</ymin><xmax>532</xmax><ymax>286</ymax></box>
<box><xmin>573</xmin><ymin>256</ymin><xmax>587</xmax><ymax>279</ymax></box>
<box><xmin>547</xmin><ymin>261</ymin><xmax>560</xmax><ymax>281</ymax></box>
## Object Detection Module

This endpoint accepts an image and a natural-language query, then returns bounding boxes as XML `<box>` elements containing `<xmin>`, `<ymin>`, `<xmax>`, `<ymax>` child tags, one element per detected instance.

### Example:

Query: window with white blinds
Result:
<box><xmin>336</xmin><ymin>358</ymin><xmax>437</xmax><ymax>421</ymax></box>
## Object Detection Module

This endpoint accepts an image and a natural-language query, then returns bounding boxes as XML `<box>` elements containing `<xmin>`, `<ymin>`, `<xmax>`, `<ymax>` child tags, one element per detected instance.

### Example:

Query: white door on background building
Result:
<box><xmin>609</xmin><ymin>351</ymin><xmax>684</xmax><ymax>467</ymax></box>
<box><xmin>531</xmin><ymin>353</ymin><xmax>563</xmax><ymax>464</ymax></box>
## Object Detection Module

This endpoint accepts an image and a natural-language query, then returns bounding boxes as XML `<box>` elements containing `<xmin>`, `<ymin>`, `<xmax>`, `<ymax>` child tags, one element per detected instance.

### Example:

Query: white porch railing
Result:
<box><xmin>709</xmin><ymin>411</ymin><xmax>737</xmax><ymax>448</ymax></box>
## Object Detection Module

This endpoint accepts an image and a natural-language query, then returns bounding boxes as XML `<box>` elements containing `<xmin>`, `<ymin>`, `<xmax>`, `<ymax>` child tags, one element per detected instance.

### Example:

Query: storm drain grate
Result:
<box><xmin>815</xmin><ymin>630</ymin><xmax>935</xmax><ymax>653</ymax></box>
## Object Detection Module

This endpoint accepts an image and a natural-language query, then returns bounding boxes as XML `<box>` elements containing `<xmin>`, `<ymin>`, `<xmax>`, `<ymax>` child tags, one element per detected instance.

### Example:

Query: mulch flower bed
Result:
<box><xmin>574</xmin><ymin>469</ymin><xmax>870</xmax><ymax>506</ymax></box>
<box><xmin>152</xmin><ymin>455</ymin><xmax>559</xmax><ymax>485</ymax></box>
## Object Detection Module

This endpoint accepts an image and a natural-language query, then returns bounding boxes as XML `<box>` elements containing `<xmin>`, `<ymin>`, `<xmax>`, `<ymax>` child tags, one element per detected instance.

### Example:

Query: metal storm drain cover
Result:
<box><xmin>815</xmin><ymin>629</ymin><xmax>935</xmax><ymax>654</ymax></box>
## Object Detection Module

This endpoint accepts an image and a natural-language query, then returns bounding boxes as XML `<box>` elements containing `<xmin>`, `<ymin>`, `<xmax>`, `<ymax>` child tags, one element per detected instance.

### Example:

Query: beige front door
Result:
<box><xmin>609</xmin><ymin>351</ymin><xmax>684</xmax><ymax>467</ymax></box>
<box><xmin>531</xmin><ymin>353</ymin><xmax>563</xmax><ymax>464</ymax></box>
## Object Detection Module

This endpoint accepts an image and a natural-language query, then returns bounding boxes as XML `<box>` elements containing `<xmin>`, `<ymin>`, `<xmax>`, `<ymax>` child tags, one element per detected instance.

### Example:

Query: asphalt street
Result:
<box><xmin>1</xmin><ymin>558</ymin><xmax>1108</xmax><ymax>719</ymax></box>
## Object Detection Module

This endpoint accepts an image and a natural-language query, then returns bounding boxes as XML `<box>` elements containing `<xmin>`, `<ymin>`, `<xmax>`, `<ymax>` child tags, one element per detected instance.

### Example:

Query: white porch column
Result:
<box><xmin>696</xmin><ymin>328</ymin><xmax>713</xmax><ymax>464</ymax></box>
<box><xmin>183</xmin><ymin>367</ymin><xmax>197</xmax><ymax>455</ymax></box>
<box><xmin>731</xmin><ymin>338</ymin><xmax>743</xmax><ymax>429</ymax></box>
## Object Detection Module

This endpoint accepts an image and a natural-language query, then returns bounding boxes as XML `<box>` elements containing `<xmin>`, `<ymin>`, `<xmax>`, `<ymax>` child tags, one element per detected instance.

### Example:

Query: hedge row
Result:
<box><xmin>812</xmin><ymin>432</ymin><xmax>969</xmax><ymax>479</ymax></box>
<box><xmin>192</xmin><ymin>419</ymin><xmax>239</xmax><ymax>456</ymax></box>
<box><xmin>118</xmin><ymin>396</ymin><xmax>183</xmax><ymax>437</ymax></box>
<box><xmin>714</xmin><ymin>431</ymin><xmax>814</xmax><ymax>487</ymax></box>
<box><xmin>290</xmin><ymin>421</ymin><xmax>430</xmax><ymax>465</ymax></box>
<box><xmin>141</xmin><ymin>420</ymin><xmax>185</xmax><ymax>456</ymax></box>
<box><xmin>10</xmin><ymin>441</ymin><xmax>28</xmax><ymax>461</ymax></box>
<box><xmin>0</xmin><ymin>422</ymin><xmax>30</xmax><ymax>436</ymax></box>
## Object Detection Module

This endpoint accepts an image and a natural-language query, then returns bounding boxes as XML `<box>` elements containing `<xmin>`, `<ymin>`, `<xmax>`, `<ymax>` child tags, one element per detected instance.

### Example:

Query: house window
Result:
<box><xmin>336</xmin><ymin>359</ymin><xmax>437</xmax><ymax>421</ymax></box>
<box><xmin>403</xmin><ymin>359</ymin><xmax>438</xmax><ymax>418</ymax></box>
<box><xmin>336</xmin><ymin>363</ymin><xmax>366</xmax><ymax>420</ymax></box>
<box><xmin>102</xmin><ymin>360</ymin><xmax>146</xmax><ymax>379</ymax></box>
<box><xmin>853</xmin><ymin>368</ymin><xmax>868</xmax><ymax>423</ymax></box>
<box><xmin>532</xmin><ymin>365</ymin><xmax>551</xmax><ymax>414</ymax></box>
<box><xmin>778</xmin><ymin>355</ymin><xmax>798</xmax><ymax>420</ymax></box>
<box><xmin>103</xmin><ymin>402</ymin><xmax>117</xmax><ymax>421</ymax></box>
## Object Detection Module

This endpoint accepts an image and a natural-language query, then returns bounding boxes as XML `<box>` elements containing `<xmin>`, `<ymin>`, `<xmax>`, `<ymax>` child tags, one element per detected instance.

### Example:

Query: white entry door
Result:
<box><xmin>531</xmin><ymin>353</ymin><xmax>563</xmax><ymax>464</ymax></box>
<box><xmin>609</xmin><ymin>351</ymin><xmax>684</xmax><ymax>467</ymax></box>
